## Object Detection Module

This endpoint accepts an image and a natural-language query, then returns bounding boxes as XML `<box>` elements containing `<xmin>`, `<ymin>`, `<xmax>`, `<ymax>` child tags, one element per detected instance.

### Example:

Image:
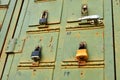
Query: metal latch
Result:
<box><xmin>6</xmin><ymin>38</ymin><xmax>25</xmax><ymax>54</ymax></box>
<box><xmin>78</xmin><ymin>15</ymin><xmax>103</xmax><ymax>25</ymax></box>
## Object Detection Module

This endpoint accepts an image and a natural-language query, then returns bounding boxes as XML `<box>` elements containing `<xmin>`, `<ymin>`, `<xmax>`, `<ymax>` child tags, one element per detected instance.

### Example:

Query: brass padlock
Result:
<box><xmin>76</xmin><ymin>42</ymin><xmax>88</xmax><ymax>61</ymax></box>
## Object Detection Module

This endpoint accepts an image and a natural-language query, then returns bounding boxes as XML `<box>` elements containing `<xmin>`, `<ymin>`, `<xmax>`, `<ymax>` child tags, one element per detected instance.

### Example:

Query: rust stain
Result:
<box><xmin>39</xmin><ymin>37</ymin><xmax>43</xmax><ymax>42</ymax></box>
<box><xmin>115</xmin><ymin>0</ymin><xmax>120</xmax><ymax>5</ymax></box>
<box><xmin>49</xmin><ymin>36</ymin><xmax>53</xmax><ymax>47</ymax></box>
<box><xmin>81</xmin><ymin>72</ymin><xmax>83</xmax><ymax>75</ymax></box>
<box><xmin>33</xmin><ymin>69</ymin><xmax>36</xmax><ymax>71</ymax></box>
<box><xmin>26</xmin><ymin>36</ymin><xmax>29</xmax><ymax>40</ymax></box>
<box><xmin>39</xmin><ymin>39</ymin><xmax>42</xmax><ymax>42</ymax></box>
<box><xmin>0</xmin><ymin>24</ymin><xmax>2</xmax><ymax>30</ymax></box>
<box><xmin>50</xmin><ymin>45</ymin><xmax>53</xmax><ymax>52</ymax></box>
<box><xmin>102</xmin><ymin>32</ymin><xmax>104</xmax><ymax>38</ymax></box>
<box><xmin>32</xmin><ymin>69</ymin><xmax>36</xmax><ymax>76</ymax></box>
<box><xmin>80</xmin><ymin>70</ymin><xmax>85</xmax><ymax>79</ymax></box>
<box><xmin>50</xmin><ymin>36</ymin><xmax>53</xmax><ymax>42</ymax></box>
<box><xmin>49</xmin><ymin>44</ymin><xmax>51</xmax><ymax>47</ymax></box>
<box><xmin>32</xmin><ymin>62</ymin><xmax>39</xmax><ymax>66</ymax></box>
<box><xmin>96</xmin><ymin>32</ymin><xmax>99</xmax><ymax>36</ymax></box>
<box><xmin>75</xmin><ymin>33</ymin><xmax>80</xmax><ymax>38</ymax></box>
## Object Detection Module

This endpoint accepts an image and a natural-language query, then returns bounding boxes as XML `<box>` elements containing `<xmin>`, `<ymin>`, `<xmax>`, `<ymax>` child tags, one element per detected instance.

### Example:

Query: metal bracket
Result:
<box><xmin>17</xmin><ymin>61</ymin><xmax>55</xmax><ymax>70</ymax></box>
<box><xmin>6</xmin><ymin>38</ymin><xmax>25</xmax><ymax>54</ymax></box>
<box><xmin>61</xmin><ymin>60</ymin><xmax>104</xmax><ymax>69</ymax></box>
<box><xmin>0</xmin><ymin>5</ymin><xmax>8</xmax><ymax>8</ymax></box>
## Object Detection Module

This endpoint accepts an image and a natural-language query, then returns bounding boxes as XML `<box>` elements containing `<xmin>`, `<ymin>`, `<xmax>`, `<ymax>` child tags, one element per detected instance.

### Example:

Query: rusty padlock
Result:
<box><xmin>76</xmin><ymin>42</ymin><xmax>88</xmax><ymax>62</ymax></box>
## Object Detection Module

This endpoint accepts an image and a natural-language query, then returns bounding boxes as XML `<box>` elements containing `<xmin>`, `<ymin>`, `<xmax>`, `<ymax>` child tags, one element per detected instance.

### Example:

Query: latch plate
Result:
<box><xmin>18</xmin><ymin>61</ymin><xmax>55</xmax><ymax>70</ymax></box>
<box><xmin>61</xmin><ymin>60</ymin><xmax>104</xmax><ymax>69</ymax></box>
<box><xmin>6</xmin><ymin>39</ymin><xmax>25</xmax><ymax>53</ymax></box>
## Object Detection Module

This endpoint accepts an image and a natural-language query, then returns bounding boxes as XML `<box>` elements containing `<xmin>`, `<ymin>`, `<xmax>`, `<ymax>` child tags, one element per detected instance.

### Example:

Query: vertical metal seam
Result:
<box><xmin>12</xmin><ymin>0</ymin><xmax>25</xmax><ymax>38</ymax></box>
<box><xmin>52</xmin><ymin>0</ymin><xmax>64</xmax><ymax>80</ymax></box>
<box><xmin>111</xmin><ymin>0</ymin><xmax>116</xmax><ymax>80</ymax></box>
<box><xmin>16</xmin><ymin>0</ymin><xmax>30</xmax><ymax>38</ymax></box>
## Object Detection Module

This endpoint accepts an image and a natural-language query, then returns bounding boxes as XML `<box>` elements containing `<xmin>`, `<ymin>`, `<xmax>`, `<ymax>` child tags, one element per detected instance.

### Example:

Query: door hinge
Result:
<box><xmin>6</xmin><ymin>38</ymin><xmax>25</xmax><ymax>54</ymax></box>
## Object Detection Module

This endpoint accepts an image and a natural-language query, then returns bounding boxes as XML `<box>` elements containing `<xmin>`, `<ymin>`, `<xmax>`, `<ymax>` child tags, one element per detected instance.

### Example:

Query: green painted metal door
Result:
<box><xmin>2</xmin><ymin>0</ymin><xmax>115</xmax><ymax>80</ymax></box>
<box><xmin>112</xmin><ymin>0</ymin><xmax>120</xmax><ymax>80</ymax></box>
<box><xmin>66</xmin><ymin>0</ymin><xmax>103</xmax><ymax>22</ymax></box>
<box><xmin>0</xmin><ymin>1</ymin><xmax>8</xmax><ymax>52</ymax></box>
<box><xmin>0</xmin><ymin>0</ymin><xmax>25</xmax><ymax>79</ymax></box>
<box><xmin>53</xmin><ymin>0</ymin><xmax>114</xmax><ymax>80</ymax></box>
<box><xmin>2</xmin><ymin>0</ymin><xmax>62</xmax><ymax>80</ymax></box>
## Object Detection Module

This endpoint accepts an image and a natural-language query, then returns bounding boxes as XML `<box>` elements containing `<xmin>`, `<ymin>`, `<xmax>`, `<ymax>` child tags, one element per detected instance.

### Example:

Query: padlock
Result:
<box><xmin>39</xmin><ymin>10</ymin><xmax>48</xmax><ymax>25</ymax></box>
<box><xmin>31</xmin><ymin>46</ymin><xmax>41</xmax><ymax>62</ymax></box>
<box><xmin>76</xmin><ymin>42</ymin><xmax>88</xmax><ymax>61</ymax></box>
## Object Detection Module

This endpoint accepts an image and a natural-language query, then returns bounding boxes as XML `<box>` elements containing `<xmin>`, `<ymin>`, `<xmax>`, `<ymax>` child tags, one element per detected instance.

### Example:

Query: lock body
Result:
<box><xmin>76</xmin><ymin>49</ymin><xmax>88</xmax><ymax>61</ymax></box>
<box><xmin>31</xmin><ymin>51</ymin><xmax>40</xmax><ymax>60</ymax></box>
<box><xmin>39</xmin><ymin>18</ymin><xmax>47</xmax><ymax>25</ymax></box>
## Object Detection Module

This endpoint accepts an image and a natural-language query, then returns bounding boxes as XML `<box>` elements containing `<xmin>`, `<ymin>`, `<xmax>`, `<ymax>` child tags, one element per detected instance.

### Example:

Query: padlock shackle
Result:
<box><xmin>35</xmin><ymin>46</ymin><xmax>41</xmax><ymax>51</ymax></box>
<box><xmin>41</xmin><ymin>10</ymin><xmax>48</xmax><ymax>18</ymax></box>
<box><xmin>79</xmin><ymin>42</ymin><xmax>87</xmax><ymax>49</ymax></box>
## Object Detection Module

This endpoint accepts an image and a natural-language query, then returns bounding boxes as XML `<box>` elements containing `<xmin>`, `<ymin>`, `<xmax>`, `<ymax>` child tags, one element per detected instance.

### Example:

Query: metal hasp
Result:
<box><xmin>31</xmin><ymin>46</ymin><xmax>41</xmax><ymax>62</ymax></box>
<box><xmin>78</xmin><ymin>15</ymin><xmax>103</xmax><ymax>25</ymax></box>
<box><xmin>5</xmin><ymin>38</ymin><xmax>17</xmax><ymax>53</ymax></box>
<box><xmin>39</xmin><ymin>10</ymin><xmax>48</xmax><ymax>25</ymax></box>
<box><xmin>81</xmin><ymin>4</ymin><xmax>88</xmax><ymax>16</ymax></box>
<box><xmin>5</xmin><ymin>39</ymin><xmax>25</xmax><ymax>53</ymax></box>
<box><xmin>76</xmin><ymin>42</ymin><xmax>88</xmax><ymax>65</ymax></box>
